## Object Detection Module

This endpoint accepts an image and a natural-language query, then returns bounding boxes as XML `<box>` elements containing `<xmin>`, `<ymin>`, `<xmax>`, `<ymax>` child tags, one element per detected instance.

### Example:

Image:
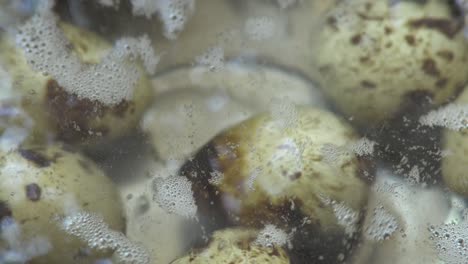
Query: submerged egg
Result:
<box><xmin>170</xmin><ymin>228</ymin><xmax>291</xmax><ymax>264</ymax></box>
<box><xmin>441</xmin><ymin>86</ymin><xmax>468</xmax><ymax>196</ymax></box>
<box><xmin>0</xmin><ymin>144</ymin><xmax>124</xmax><ymax>263</ymax></box>
<box><xmin>313</xmin><ymin>0</ymin><xmax>468</xmax><ymax>124</ymax></box>
<box><xmin>0</xmin><ymin>16</ymin><xmax>153</xmax><ymax>147</ymax></box>
<box><xmin>180</xmin><ymin>106</ymin><xmax>373</xmax><ymax>263</ymax></box>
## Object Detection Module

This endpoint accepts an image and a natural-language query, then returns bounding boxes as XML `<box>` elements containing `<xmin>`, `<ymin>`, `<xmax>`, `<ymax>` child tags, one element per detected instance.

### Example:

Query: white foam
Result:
<box><xmin>245</xmin><ymin>16</ymin><xmax>277</xmax><ymax>41</ymax></box>
<box><xmin>130</xmin><ymin>0</ymin><xmax>195</xmax><ymax>39</ymax></box>
<box><xmin>429</xmin><ymin>220</ymin><xmax>468</xmax><ymax>264</ymax></box>
<box><xmin>60</xmin><ymin>212</ymin><xmax>150</xmax><ymax>264</ymax></box>
<box><xmin>152</xmin><ymin>176</ymin><xmax>197</xmax><ymax>218</ymax></box>
<box><xmin>195</xmin><ymin>46</ymin><xmax>224</xmax><ymax>72</ymax></box>
<box><xmin>16</xmin><ymin>12</ymin><xmax>158</xmax><ymax>106</ymax></box>
<box><xmin>254</xmin><ymin>224</ymin><xmax>290</xmax><ymax>248</ymax></box>
<box><xmin>364</xmin><ymin>205</ymin><xmax>399</xmax><ymax>241</ymax></box>
<box><xmin>420</xmin><ymin>104</ymin><xmax>468</xmax><ymax>131</ymax></box>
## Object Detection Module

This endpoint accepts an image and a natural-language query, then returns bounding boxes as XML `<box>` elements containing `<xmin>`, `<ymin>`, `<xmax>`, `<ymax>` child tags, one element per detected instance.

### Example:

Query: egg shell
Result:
<box><xmin>441</xmin><ymin>86</ymin><xmax>468</xmax><ymax>195</ymax></box>
<box><xmin>170</xmin><ymin>228</ymin><xmax>290</xmax><ymax>264</ymax></box>
<box><xmin>0</xmin><ymin>144</ymin><xmax>125</xmax><ymax>264</ymax></box>
<box><xmin>313</xmin><ymin>0</ymin><xmax>468</xmax><ymax>124</ymax></box>
<box><xmin>180</xmin><ymin>107</ymin><xmax>373</xmax><ymax>263</ymax></box>
<box><xmin>0</xmin><ymin>21</ymin><xmax>152</xmax><ymax>146</ymax></box>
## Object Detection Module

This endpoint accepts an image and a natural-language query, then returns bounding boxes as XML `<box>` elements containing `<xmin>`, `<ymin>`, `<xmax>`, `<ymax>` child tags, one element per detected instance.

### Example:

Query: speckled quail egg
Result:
<box><xmin>170</xmin><ymin>228</ymin><xmax>290</xmax><ymax>264</ymax></box>
<box><xmin>440</xmin><ymin>86</ymin><xmax>468</xmax><ymax>196</ymax></box>
<box><xmin>180</xmin><ymin>106</ymin><xmax>373</xmax><ymax>263</ymax></box>
<box><xmin>312</xmin><ymin>0</ymin><xmax>468</xmax><ymax>124</ymax></box>
<box><xmin>0</xmin><ymin>144</ymin><xmax>125</xmax><ymax>264</ymax></box>
<box><xmin>0</xmin><ymin>15</ymin><xmax>153</xmax><ymax>146</ymax></box>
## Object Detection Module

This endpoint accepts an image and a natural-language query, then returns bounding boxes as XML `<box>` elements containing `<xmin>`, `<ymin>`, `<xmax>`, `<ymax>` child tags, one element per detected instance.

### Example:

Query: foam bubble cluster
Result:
<box><xmin>152</xmin><ymin>175</ymin><xmax>197</xmax><ymax>218</ymax></box>
<box><xmin>420</xmin><ymin>104</ymin><xmax>468</xmax><ymax>131</ymax></box>
<box><xmin>269</xmin><ymin>98</ymin><xmax>298</xmax><ymax>130</ymax></box>
<box><xmin>429</xmin><ymin>220</ymin><xmax>468</xmax><ymax>264</ymax></box>
<box><xmin>130</xmin><ymin>0</ymin><xmax>195</xmax><ymax>39</ymax></box>
<box><xmin>348</xmin><ymin>137</ymin><xmax>376</xmax><ymax>157</ymax></box>
<box><xmin>15</xmin><ymin>11</ymin><xmax>158</xmax><ymax>106</ymax></box>
<box><xmin>245</xmin><ymin>16</ymin><xmax>277</xmax><ymax>41</ymax></box>
<box><xmin>60</xmin><ymin>212</ymin><xmax>150</xmax><ymax>264</ymax></box>
<box><xmin>364</xmin><ymin>205</ymin><xmax>399</xmax><ymax>241</ymax></box>
<box><xmin>195</xmin><ymin>46</ymin><xmax>224</xmax><ymax>72</ymax></box>
<box><xmin>254</xmin><ymin>224</ymin><xmax>290</xmax><ymax>248</ymax></box>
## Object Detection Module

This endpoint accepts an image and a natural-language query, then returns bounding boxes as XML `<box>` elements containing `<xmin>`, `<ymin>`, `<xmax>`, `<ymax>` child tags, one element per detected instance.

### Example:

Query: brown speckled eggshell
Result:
<box><xmin>441</xmin><ymin>86</ymin><xmax>468</xmax><ymax>195</ymax></box>
<box><xmin>312</xmin><ymin>0</ymin><xmax>468</xmax><ymax>125</ymax></box>
<box><xmin>180</xmin><ymin>107</ymin><xmax>373</xmax><ymax>264</ymax></box>
<box><xmin>0</xmin><ymin>22</ymin><xmax>152</xmax><ymax>147</ymax></box>
<box><xmin>0</xmin><ymin>144</ymin><xmax>125</xmax><ymax>264</ymax></box>
<box><xmin>170</xmin><ymin>228</ymin><xmax>290</xmax><ymax>264</ymax></box>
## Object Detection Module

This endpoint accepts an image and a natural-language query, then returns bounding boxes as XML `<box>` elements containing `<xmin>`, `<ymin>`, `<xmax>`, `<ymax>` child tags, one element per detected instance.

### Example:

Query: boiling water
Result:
<box><xmin>1</xmin><ymin>0</ymin><xmax>468</xmax><ymax>264</ymax></box>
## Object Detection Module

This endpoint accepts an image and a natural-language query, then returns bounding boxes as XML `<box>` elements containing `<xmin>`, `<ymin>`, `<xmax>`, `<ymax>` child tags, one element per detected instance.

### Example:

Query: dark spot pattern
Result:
<box><xmin>25</xmin><ymin>183</ymin><xmax>42</xmax><ymax>201</ymax></box>
<box><xmin>408</xmin><ymin>18</ymin><xmax>463</xmax><ymax>39</ymax></box>
<box><xmin>180</xmin><ymin>137</ymin><xmax>365</xmax><ymax>264</ymax></box>
<box><xmin>326</xmin><ymin>16</ymin><xmax>338</xmax><ymax>31</ymax></box>
<box><xmin>18</xmin><ymin>148</ymin><xmax>51</xmax><ymax>167</ymax></box>
<box><xmin>421</xmin><ymin>58</ymin><xmax>440</xmax><ymax>77</ymax></box>
<box><xmin>360</xmin><ymin>80</ymin><xmax>377</xmax><ymax>89</ymax></box>
<box><xmin>404</xmin><ymin>35</ymin><xmax>416</xmax><ymax>46</ymax></box>
<box><xmin>436</xmin><ymin>50</ymin><xmax>454</xmax><ymax>62</ymax></box>
<box><xmin>436</xmin><ymin>78</ymin><xmax>448</xmax><ymax>89</ymax></box>
<box><xmin>46</xmin><ymin>79</ymin><xmax>132</xmax><ymax>143</ymax></box>
<box><xmin>384</xmin><ymin>26</ymin><xmax>393</xmax><ymax>35</ymax></box>
<box><xmin>0</xmin><ymin>201</ymin><xmax>12</xmax><ymax>221</ymax></box>
<box><xmin>350</xmin><ymin>34</ymin><xmax>362</xmax><ymax>45</ymax></box>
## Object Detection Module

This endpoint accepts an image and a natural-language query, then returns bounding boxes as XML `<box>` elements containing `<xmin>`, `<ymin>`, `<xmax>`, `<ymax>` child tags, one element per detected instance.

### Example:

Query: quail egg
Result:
<box><xmin>440</xmin><ymin>86</ymin><xmax>468</xmax><ymax>196</ymax></box>
<box><xmin>313</xmin><ymin>0</ymin><xmax>468</xmax><ymax>124</ymax></box>
<box><xmin>0</xmin><ymin>144</ymin><xmax>125</xmax><ymax>263</ymax></box>
<box><xmin>0</xmin><ymin>15</ymin><xmax>153</xmax><ymax>146</ymax></box>
<box><xmin>180</xmin><ymin>106</ymin><xmax>373</xmax><ymax>263</ymax></box>
<box><xmin>170</xmin><ymin>228</ymin><xmax>290</xmax><ymax>264</ymax></box>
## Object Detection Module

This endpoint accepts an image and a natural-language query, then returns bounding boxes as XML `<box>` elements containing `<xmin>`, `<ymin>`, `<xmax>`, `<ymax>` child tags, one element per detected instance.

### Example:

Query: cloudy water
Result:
<box><xmin>1</xmin><ymin>0</ymin><xmax>468</xmax><ymax>263</ymax></box>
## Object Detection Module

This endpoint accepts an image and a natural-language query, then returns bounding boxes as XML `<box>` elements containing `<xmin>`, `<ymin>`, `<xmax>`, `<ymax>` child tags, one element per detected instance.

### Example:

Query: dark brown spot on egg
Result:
<box><xmin>0</xmin><ymin>201</ymin><xmax>12</xmax><ymax>221</ymax></box>
<box><xmin>326</xmin><ymin>16</ymin><xmax>338</xmax><ymax>31</ymax></box>
<box><xmin>384</xmin><ymin>26</ymin><xmax>393</xmax><ymax>35</ymax></box>
<box><xmin>421</xmin><ymin>58</ymin><xmax>440</xmax><ymax>77</ymax></box>
<box><xmin>360</xmin><ymin>80</ymin><xmax>376</xmax><ymax>89</ymax></box>
<box><xmin>408</xmin><ymin>18</ymin><xmax>463</xmax><ymax>39</ymax></box>
<box><xmin>179</xmin><ymin>143</ymin><xmax>232</xmax><ymax>233</ymax></box>
<box><xmin>46</xmin><ymin>79</ymin><xmax>132</xmax><ymax>143</ymax></box>
<box><xmin>25</xmin><ymin>183</ymin><xmax>41</xmax><ymax>201</ymax></box>
<box><xmin>404</xmin><ymin>89</ymin><xmax>434</xmax><ymax>103</ymax></box>
<box><xmin>435</xmin><ymin>78</ymin><xmax>448</xmax><ymax>89</ymax></box>
<box><xmin>350</xmin><ymin>34</ymin><xmax>362</xmax><ymax>45</ymax></box>
<box><xmin>436</xmin><ymin>50</ymin><xmax>454</xmax><ymax>62</ymax></box>
<box><xmin>359</xmin><ymin>56</ymin><xmax>370</xmax><ymax>64</ymax></box>
<box><xmin>18</xmin><ymin>148</ymin><xmax>51</xmax><ymax>167</ymax></box>
<box><xmin>357</xmin><ymin>13</ymin><xmax>384</xmax><ymax>21</ymax></box>
<box><xmin>405</xmin><ymin>35</ymin><xmax>416</xmax><ymax>46</ymax></box>
<box><xmin>269</xmin><ymin>247</ymin><xmax>281</xmax><ymax>257</ymax></box>
<box><xmin>290</xmin><ymin>172</ymin><xmax>302</xmax><ymax>180</ymax></box>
